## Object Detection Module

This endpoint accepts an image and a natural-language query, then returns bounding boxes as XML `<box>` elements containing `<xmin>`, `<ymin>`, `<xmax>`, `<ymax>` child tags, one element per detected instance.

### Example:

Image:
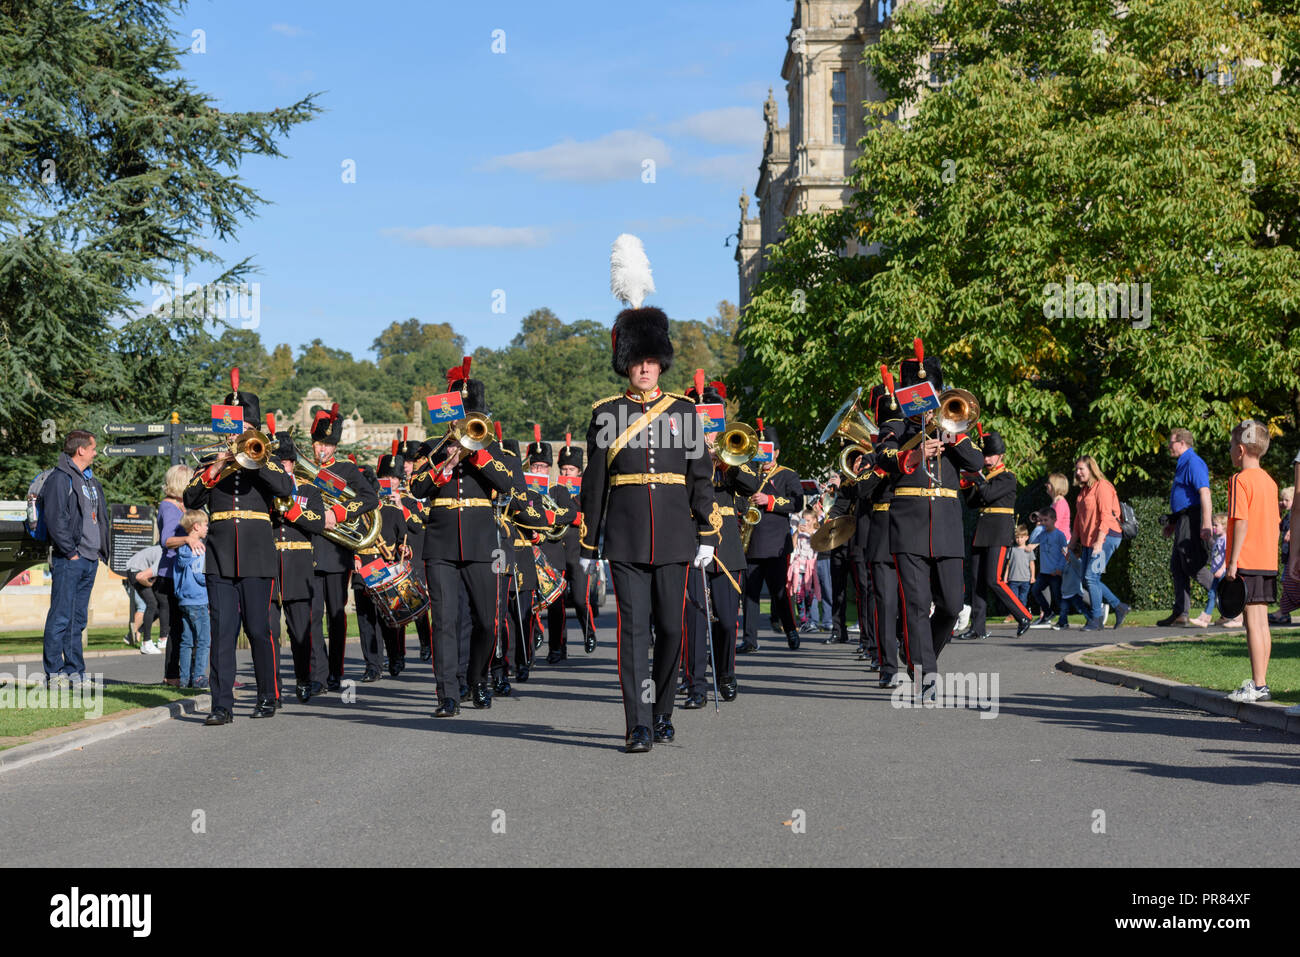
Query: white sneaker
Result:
<box><xmin>141</xmin><ymin>640</ymin><xmax>162</xmax><ymax>655</ymax></box>
<box><xmin>1226</xmin><ymin>680</ymin><xmax>1271</xmax><ymax>703</ymax></box>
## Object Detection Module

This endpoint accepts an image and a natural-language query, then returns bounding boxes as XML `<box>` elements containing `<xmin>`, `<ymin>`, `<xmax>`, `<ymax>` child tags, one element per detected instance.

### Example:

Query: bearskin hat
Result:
<box><xmin>527</xmin><ymin>425</ymin><xmax>551</xmax><ymax>466</ymax></box>
<box><xmin>611</xmin><ymin>306</ymin><xmax>673</xmax><ymax>379</ymax></box>
<box><xmin>557</xmin><ymin>433</ymin><xmax>583</xmax><ymax>470</ymax></box>
<box><xmin>446</xmin><ymin>357</ymin><xmax>488</xmax><ymax>415</ymax></box>
<box><xmin>980</xmin><ymin>429</ymin><xmax>1006</xmax><ymax>457</ymax></box>
<box><xmin>310</xmin><ymin>402</ymin><xmax>343</xmax><ymax>444</ymax></box>
<box><xmin>899</xmin><ymin>338</ymin><xmax>943</xmax><ymax>391</ymax></box>
<box><xmin>222</xmin><ymin>367</ymin><xmax>260</xmax><ymax>430</ymax></box>
<box><xmin>377</xmin><ymin>440</ymin><xmax>404</xmax><ymax>479</ymax></box>
<box><xmin>274</xmin><ymin>430</ymin><xmax>298</xmax><ymax>463</ymax></box>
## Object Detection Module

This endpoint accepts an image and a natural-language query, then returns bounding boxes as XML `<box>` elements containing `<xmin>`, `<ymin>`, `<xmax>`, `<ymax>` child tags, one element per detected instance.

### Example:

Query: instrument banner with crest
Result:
<box><xmin>894</xmin><ymin>381</ymin><xmax>940</xmax><ymax>417</ymax></box>
<box><xmin>695</xmin><ymin>402</ymin><xmax>725</xmax><ymax>434</ymax></box>
<box><xmin>211</xmin><ymin>404</ymin><xmax>244</xmax><ymax>435</ymax></box>
<box><xmin>425</xmin><ymin>391</ymin><xmax>466</xmax><ymax>426</ymax></box>
<box><xmin>754</xmin><ymin>440</ymin><xmax>774</xmax><ymax>464</ymax></box>
<box><xmin>524</xmin><ymin>473</ymin><xmax>550</xmax><ymax>494</ymax></box>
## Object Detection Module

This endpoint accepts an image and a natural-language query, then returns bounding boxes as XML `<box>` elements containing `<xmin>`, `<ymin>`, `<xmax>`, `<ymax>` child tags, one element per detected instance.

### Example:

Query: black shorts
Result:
<box><xmin>1240</xmin><ymin>572</ymin><xmax>1277</xmax><ymax>606</ymax></box>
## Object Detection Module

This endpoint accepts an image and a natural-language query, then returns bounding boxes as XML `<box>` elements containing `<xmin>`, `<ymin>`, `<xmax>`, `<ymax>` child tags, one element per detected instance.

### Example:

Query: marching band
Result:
<box><xmin>186</xmin><ymin>238</ymin><xmax>1021</xmax><ymax>751</ymax></box>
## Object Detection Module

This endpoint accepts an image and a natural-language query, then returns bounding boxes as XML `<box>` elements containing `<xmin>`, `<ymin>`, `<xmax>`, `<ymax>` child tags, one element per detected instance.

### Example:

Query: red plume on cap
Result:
<box><xmin>709</xmin><ymin>380</ymin><xmax>727</xmax><ymax>399</ymax></box>
<box><xmin>976</xmin><ymin>421</ymin><xmax>986</xmax><ymax>439</ymax></box>
<box><xmin>266</xmin><ymin>413</ymin><xmax>276</xmax><ymax>435</ymax></box>
<box><xmin>533</xmin><ymin>423</ymin><xmax>542</xmax><ymax>444</ymax></box>
<box><xmin>756</xmin><ymin>416</ymin><xmax>764</xmax><ymax>433</ymax></box>
<box><xmin>347</xmin><ymin>453</ymin><xmax>357</xmax><ymax>464</ymax></box>
<box><xmin>329</xmin><ymin>402</ymin><xmax>340</xmax><ymax>424</ymax></box>
<box><xmin>391</xmin><ymin>440</ymin><xmax>399</xmax><ymax>456</ymax></box>
<box><xmin>403</xmin><ymin>426</ymin><xmax>409</xmax><ymax>441</ymax></box>
<box><xmin>880</xmin><ymin>364</ymin><xmax>895</xmax><ymax>394</ymax></box>
<box><xmin>913</xmin><ymin>338</ymin><xmax>925</xmax><ymax>363</ymax></box>
<box><xmin>693</xmin><ymin>368</ymin><xmax>705</xmax><ymax>399</ymax></box>
<box><xmin>565</xmin><ymin>433</ymin><xmax>572</xmax><ymax>448</ymax></box>
<box><xmin>494</xmin><ymin>421</ymin><xmax>503</xmax><ymax>442</ymax></box>
<box><xmin>462</xmin><ymin>356</ymin><xmax>472</xmax><ymax>380</ymax></box>
<box><xmin>230</xmin><ymin>367</ymin><xmax>239</xmax><ymax>393</ymax></box>
<box><xmin>446</xmin><ymin>366</ymin><xmax>465</xmax><ymax>386</ymax></box>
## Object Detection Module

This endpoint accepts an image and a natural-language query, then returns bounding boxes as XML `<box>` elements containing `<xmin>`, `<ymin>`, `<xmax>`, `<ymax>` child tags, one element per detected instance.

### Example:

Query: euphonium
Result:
<box><xmin>718</xmin><ymin>422</ymin><xmax>759</xmax><ymax>467</ymax></box>
<box><xmin>288</xmin><ymin>456</ymin><xmax>382</xmax><ymax>551</ymax></box>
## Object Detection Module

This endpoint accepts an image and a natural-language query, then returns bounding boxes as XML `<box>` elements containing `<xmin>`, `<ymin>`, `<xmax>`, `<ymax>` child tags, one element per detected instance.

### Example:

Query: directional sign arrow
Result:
<box><xmin>103</xmin><ymin>423</ymin><xmax>169</xmax><ymax>437</ymax></box>
<box><xmin>101</xmin><ymin>444</ymin><xmax>171</xmax><ymax>457</ymax></box>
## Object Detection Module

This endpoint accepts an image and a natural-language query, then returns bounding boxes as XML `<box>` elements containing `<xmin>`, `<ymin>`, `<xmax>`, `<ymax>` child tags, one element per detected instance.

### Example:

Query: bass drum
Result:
<box><xmin>366</xmin><ymin>559</ymin><xmax>431</xmax><ymax>629</ymax></box>
<box><xmin>533</xmin><ymin>545</ymin><xmax>566</xmax><ymax>610</ymax></box>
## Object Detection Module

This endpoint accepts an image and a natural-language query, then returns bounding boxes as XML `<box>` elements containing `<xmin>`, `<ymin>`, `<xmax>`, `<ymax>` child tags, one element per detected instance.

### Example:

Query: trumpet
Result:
<box><xmin>415</xmin><ymin>412</ymin><xmax>493</xmax><ymax>472</ymax></box>
<box><xmin>717</xmin><ymin>422</ymin><xmax>759</xmax><ymax>467</ymax></box>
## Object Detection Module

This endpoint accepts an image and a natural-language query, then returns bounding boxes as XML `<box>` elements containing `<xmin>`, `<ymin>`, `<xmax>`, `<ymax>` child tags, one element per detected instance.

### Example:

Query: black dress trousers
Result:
<box><xmin>207</xmin><ymin>575</ymin><xmax>275</xmax><ymax>712</ymax></box>
<box><xmin>894</xmin><ymin>553</ymin><xmax>964</xmax><ymax>677</ymax></box>
<box><xmin>610</xmin><ymin>561</ymin><xmax>689</xmax><ymax>734</ymax></box>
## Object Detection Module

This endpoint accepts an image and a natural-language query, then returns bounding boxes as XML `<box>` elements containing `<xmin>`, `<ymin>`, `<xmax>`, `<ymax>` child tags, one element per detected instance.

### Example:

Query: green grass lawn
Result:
<box><xmin>1081</xmin><ymin>631</ymin><xmax>1300</xmax><ymax>706</ymax></box>
<box><xmin>0</xmin><ymin>624</ymin><xmax>364</xmax><ymax>657</ymax></box>
<box><xmin>0</xmin><ymin>682</ymin><xmax>199</xmax><ymax>744</ymax></box>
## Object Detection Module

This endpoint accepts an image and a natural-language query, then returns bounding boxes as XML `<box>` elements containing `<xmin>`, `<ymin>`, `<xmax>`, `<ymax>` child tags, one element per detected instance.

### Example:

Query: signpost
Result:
<box><xmin>100</xmin><ymin>414</ymin><xmax>213</xmax><ymax>466</ymax></box>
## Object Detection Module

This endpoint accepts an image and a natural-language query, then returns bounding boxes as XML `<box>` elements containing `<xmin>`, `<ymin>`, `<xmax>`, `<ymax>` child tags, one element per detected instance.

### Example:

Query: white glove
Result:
<box><xmin>580</xmin><ymin>558</ymin><xmax>594</xmax><ymax>575</ymax></box>
<box><xmin>692</xmin><ymin>544</ymin><xmax>715</xmax><ymax>569</ymax></box>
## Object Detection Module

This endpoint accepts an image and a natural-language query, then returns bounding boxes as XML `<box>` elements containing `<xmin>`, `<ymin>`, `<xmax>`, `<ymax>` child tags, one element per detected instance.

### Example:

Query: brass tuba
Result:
<box><xmin>820</xmin><ymin>388</ymin><xmax>876</xmax><ymax>483</ymax></box>
<box><xmin>288</xmin><ymin>456</ymin><xmax>382</xmax><ymax>551</ymax></box>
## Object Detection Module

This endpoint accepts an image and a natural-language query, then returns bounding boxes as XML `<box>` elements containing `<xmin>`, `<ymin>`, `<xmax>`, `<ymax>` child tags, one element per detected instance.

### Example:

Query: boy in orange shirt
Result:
<box><xmin>1224</xmin><ymin>421</ymin><xmax>1280</xmax><ymax>703</ymax></box>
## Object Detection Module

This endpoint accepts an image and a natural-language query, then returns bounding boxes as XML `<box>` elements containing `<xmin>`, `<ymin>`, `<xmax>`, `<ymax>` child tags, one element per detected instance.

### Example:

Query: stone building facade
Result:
<box><xmin>737</xmin><ymin>0</ymin><xmax>919</xmax><ymax>310</ymax></box>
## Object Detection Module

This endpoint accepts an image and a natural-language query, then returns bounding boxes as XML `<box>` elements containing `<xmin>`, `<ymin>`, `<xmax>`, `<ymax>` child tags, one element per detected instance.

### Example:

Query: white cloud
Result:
<box><xmin>668</xmin><ymin>107</ymin><xmax>764</xmax><ymax>147</ymax></box>
<box><xmin>381</xmin><ymin>225</ymin><xmax>551</xmax><ymax>249</ymax></box>
<box><xmin>682</xmin><ymin>154</ymin><xmax>759</xmax><ymax>184</ymax></box>
<box><xmin>270</xmin><ymin>23</ymin><xmax>306</xmax><ymax>37</ymax></box>
<box><xmin>482</xmin><ymin>130</ymin><xmax>670</xmax><ymax>182</ymax></box>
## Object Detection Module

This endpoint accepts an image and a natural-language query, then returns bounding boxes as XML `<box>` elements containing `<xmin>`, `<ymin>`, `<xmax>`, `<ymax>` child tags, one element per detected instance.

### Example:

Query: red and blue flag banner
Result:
<box><xmin>695</xmin><ymin>403</ymin><xmax>725</xmax><ymax>434</ymax></box>
<box><xmin>894</xmin><ymin>381</ymin><xmax>940</xmax><ymax>418</ymax></box>
<box><xmin>379</xmin><ymin>477</ymin><xmax>398</xmax><ymax>495</ymax></box>
<box><xmin>801</xmin><ymin>479</ymin><xmax>820</xmax><ymax>495</ymax></box>
<box><xmin>557</xmin><ymin>476</ymin><xmax>581</xmax><ymax>494</ymax></box>
<box><xmin>360</xmin><ymin>558</ymin><xmax>393</xmax><ymax>587</ymax></box>
<box><xmin>313</xmin><ymin>466</ymin><xmax>348</xmax><ymax>495</ymax></box>
<box><xmin>754</xmin><ymin>441</ymin><xmax>774</xmax><ymax>464</ymax></box>
<box><xmin>524</xmin><ymin>473</ymin><xmax>550</xmax><ymax>494</ymax></box>
<box><xmin>211</xmin><ymin>404</ymin><xmax>244</xmax><ymax>435</ymax></box>
<box><xmin>426</xmin><ymin>391</ymin><xmax>466</xmax><ymax>426</ymax></box>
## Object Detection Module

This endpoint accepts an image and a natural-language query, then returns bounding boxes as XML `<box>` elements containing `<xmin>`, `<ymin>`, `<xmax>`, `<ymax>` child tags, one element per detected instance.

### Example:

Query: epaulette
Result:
<box><xmin>665</xmin><ymin>392</ymin><xmax>693</xmax><ymax>404</ymax></box>
<box><xmin>592</xmin><ymin>394</ymin><xmax>621</xmax><ymax>410</ymax></box>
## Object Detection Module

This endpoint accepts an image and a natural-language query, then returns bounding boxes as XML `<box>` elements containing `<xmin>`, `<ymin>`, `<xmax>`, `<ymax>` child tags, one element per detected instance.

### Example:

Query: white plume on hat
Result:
<box><xmin>610</xmin><ymin>233</ymin><xmax>655</xmax><ymax>309</ymax></box>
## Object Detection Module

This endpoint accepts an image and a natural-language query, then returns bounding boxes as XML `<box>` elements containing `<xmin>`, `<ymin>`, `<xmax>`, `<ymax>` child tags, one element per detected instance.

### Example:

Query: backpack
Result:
<box><xmin>1119</xmin><ymin>501</ymin><xmax>1139</xmax><ymax>541</ymax></box>
<box><xmin>24</xmin><ymin>468</ymin><xmax>61</xmax><ymax>542</ymax></box>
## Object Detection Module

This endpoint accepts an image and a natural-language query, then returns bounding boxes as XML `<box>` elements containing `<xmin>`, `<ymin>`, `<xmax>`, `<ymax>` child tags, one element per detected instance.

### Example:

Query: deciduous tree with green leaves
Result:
<box><xmin>0</xmin><ymin>0</ymin><xmax>318</xmax><ymax>501</ymax></box>
<box><xmin>735</xmin><ymin>0</ymin><xmax>1300</xmax><ymax>487</ymax></box>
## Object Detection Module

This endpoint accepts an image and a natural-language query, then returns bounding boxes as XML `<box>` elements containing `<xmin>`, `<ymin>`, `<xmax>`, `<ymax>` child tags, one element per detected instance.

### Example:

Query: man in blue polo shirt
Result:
<box><xmin>1160</xmin><ymin>427</ymin><xmax>1213</xmax><ymax>626</ymax></box>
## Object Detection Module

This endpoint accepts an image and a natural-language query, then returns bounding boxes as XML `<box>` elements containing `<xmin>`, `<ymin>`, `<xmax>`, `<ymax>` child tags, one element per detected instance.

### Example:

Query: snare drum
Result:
<box><xmin>533</xmin><ymin>546</ymin><xmax>566</xmax><ymax>610</ymax></box>
<box><xmin>364</xmin><ymin>559</ymin><xmax>431</xmax><ymax>629</ymax></box>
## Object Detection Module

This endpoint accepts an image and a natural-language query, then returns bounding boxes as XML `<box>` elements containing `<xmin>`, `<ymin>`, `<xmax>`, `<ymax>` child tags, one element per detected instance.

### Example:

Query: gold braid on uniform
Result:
<box><xmin>703</xmin><ymin>501</ymin><xmax>723</xmax><ymax>539</ymax></box>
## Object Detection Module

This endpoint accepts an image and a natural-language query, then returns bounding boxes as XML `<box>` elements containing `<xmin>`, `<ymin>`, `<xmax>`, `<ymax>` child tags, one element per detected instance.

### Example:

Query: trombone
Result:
<box><xmin>411</xmin><ymin>412</ymin><xmax>493</xmax><ymax>472</ymax></box>
<box><xmin>716</xmin><ymin>422</ymin><xmax>758</xmax><ymax>467</ymax></box>
<box><xmin>188</xmin><ymin>428</ymin><xmax>274</xmax><ymax>484</ymax></box>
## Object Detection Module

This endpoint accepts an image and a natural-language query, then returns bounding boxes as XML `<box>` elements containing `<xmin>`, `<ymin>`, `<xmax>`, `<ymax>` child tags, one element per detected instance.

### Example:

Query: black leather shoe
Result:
<box><xmin>786</xmin><ymin>631</ymin><xmax>800</xmax><ymax>650</ymax></box>
<box><xmin>360</xmin><ymin>667</ymin><xmax>380</xmax><ymax>683</ymax></box>
<box><xmin>389</xmin><ymin>657</ymin><xmax>405</xmax><ymax>676</ymax></box>
<box><xmin>584</xmin><ymin>631</ymin><xmax>597</xmax><ymax>654</ymax></box>
<box><xmin>295</xmin><ymin>683</ymin><xmax>311</xmax><ymax>703</ymax></box>
<box><xmin>309</xmin><ymin>681</ymin><xmax>325</xmax><ymax>697</ymax></box>
<box><xmin>493</xmin><ymin>675</ymin><xmax>513</xmax><ymax>697</ymax></box>
<box><xmin>419</xmin><ymin>644</ymin><xmax>433</xmax><ymax>662</ymax></box>
<box><xmin>326</xmin><ymin>675</ymin><xmax>342</xmax><ymax>692</ymax></box>
<box><xmin>516</xmin><ymin>663</ymin><xmax>530</xmax><ymax>682</ymax></box>
<box><xmin>534</xmin><ymin>631</ymin><xmax>544</xmax><ymax>651</ymax></box>
<box><xmin>719</xmin><ymin>677</ymin><xmax>737</xmax><ymax>702</ymax></box>
<box><xmin>625</xmin><ymin>726</ymin><xmax>652</xmax><ymax>753</ymax></box>
<box><xmin>1156</xmin><ymin>613</ymin><xmax>1189</xmax><ymax>627</ymax></box>
<box><xmin>433</xmin><ymin>698</ymin><xmax>460</xmax><ymax>718</ymax></box>
<box><xmin>653</xmin><ymin>714</ymin><xmax>675</xmax><ymax>743</ymax></box>
<box><xmin>677</xmin><ymin>681</ymin><xmax>689</xmax><ymax>696</ymax></box>
<box><xmin>954</xmin><ymin>627</ymin><xmax>975</xmax><ymax>641</ymax></box>
<box><xmin>546</xmin><ymin>649</ymin><xmax>566</xmax><ymax>664</ymax></box>
<box><xmin>272</xmin><ymin>695</ymin><xmax>283</xmax><ymax>710</ymax></box>
<box><xmin>203</xmin><ymin>708</ymin><xmax>233</xmax><ymax>726</ymax></box>
<box><xmin>459</xmin><ymin>682</ymin><xmax>472</xmax><ymax>702</ymax></box>
<box><xmin>249</xmin><ymin>697</ymin><xmax>276</xmax><ymax>719</ymax></box>
<box><xmin>472</xmin><ymin>682</ymin><xmax>493</xmax><ymax>709</ymax></box>
<box><xmin>682</xmin><ymin>692</ymin><xmax>706</xmax><ymax>709</ymax></box>
<box><xmin>1016</xmin><ymin>618</ymin><xmax>1033</xmax><ymax>638</ymax></box>
<box><xmin>736</xmin><ymin>640</ymin><xmax>759</xmax><ymax>654</ymax></box>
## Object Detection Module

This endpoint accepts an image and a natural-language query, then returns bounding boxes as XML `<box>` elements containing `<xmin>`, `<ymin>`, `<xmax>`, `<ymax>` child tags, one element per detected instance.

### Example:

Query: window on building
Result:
<box><xmin>929</xmin><ymin>51</ymin><xmax>948</xmax><ymax>87</ymax></box>
<box><xmin>878</xmin><ymin>0</ymin><xmax>894</xmax><ymax>23</ymax></box>
<box><xmin>831</xmin><ymin>70</ymin><xmax>847</xmax><ymax>145</ymax></box>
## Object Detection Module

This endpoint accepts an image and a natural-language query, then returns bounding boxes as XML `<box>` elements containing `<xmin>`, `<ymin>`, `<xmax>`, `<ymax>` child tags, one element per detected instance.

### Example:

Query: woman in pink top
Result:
<box><xmin>1046</xmin><ymin>473</ymin><xmax>1071</xmax><ymax>542</ymax></box>
<box><xmin>1071</xmin><ymin>456</ymin><xmax>1131</xmax><ymax>631</ymax></box>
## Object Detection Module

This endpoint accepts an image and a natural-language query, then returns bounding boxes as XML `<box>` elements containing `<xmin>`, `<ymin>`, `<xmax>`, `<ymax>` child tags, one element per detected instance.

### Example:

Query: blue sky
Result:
<box><xmin>164</xmin><ymin>0</ymin><xmax>795</xmax><ymax>359</ymax></box>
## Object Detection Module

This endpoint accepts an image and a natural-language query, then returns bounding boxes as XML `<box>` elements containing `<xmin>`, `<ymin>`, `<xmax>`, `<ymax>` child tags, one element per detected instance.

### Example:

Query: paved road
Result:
<box><xmin>2</xmin><ymin>616</ymin><xmax>1297</xmax><ymax>867</ymax></box>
